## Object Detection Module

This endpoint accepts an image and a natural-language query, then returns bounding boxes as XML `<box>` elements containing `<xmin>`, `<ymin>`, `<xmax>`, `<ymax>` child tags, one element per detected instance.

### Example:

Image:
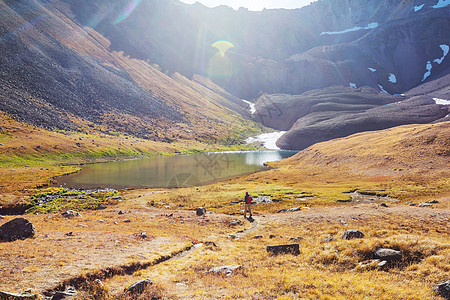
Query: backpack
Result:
<box><xmin>245</xmin><ymin>195</ymin><xmax>252</xmax><ymax>204</ymax></box>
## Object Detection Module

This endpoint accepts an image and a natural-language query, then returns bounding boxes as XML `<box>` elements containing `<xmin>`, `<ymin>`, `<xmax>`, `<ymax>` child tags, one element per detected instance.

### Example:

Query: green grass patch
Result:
<box><xmin>25</xmin><ymin>188</ymin><xmax>119</xmax><ymax>214</ymax></box>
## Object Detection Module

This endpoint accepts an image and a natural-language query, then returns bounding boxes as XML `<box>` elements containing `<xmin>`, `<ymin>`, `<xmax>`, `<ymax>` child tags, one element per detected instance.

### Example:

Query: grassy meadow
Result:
<box><xmin>0</xmin><ymin>118</ymin><xmax>449</xmax><ymax>299</ymax></box>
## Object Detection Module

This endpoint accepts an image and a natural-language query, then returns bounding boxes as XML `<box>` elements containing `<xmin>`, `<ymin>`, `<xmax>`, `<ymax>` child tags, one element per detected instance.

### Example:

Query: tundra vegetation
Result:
<box><xmin>0</xmin><ymin>116</ymin><xmax>449</xmax><ymax>299</ymax></box>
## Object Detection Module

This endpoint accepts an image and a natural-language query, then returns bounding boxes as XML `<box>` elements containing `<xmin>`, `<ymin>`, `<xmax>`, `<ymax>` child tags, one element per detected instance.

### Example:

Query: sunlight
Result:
<box><xmin>114</xmin><ymin>0</ymin><xmax>142</xmax><ymax>24</ymax></box>
<box><xmin>212</xmin><ymin>40</ymin><xmax>234</xmax><ymax>57</ymax></box>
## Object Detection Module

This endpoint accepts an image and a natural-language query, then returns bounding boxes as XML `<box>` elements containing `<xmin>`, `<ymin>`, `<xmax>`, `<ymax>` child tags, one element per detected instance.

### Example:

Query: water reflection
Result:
<box><xmin>53</xmin><ymin>151</ymin><xmax>297</xmax><ymax>189</ymax></box>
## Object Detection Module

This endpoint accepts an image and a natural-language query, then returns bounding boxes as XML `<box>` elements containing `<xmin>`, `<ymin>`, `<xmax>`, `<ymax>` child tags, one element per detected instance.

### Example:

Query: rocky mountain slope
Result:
<box><xmin>0</xmin><ymin>0</ymin><xmax>448</xmax><ymax>150</ymax></box>
<box><xmin>0</xmin><ymin>0</ymin><xmax>257</xmax><ymax>144</ymax></box>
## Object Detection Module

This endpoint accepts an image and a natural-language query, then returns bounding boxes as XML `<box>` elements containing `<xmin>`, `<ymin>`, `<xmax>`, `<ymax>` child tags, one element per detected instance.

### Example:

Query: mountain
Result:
<box><xmin>0</xmin><ymin>0</ymin><xmax>258</xmax><ymax>144</ymax></box>
<box><xmin>0</xmin><ymin>0</ymin><xmax>448</xmax><ymax>150</ymax></box>
<box><xmin>63</xmin><ymin>0</ymin><xmax>449</xmax><ymax>98</ymax></box>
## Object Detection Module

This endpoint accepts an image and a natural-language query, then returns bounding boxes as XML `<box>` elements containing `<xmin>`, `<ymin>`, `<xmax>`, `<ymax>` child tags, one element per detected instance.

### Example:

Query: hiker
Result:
<box><xmin>244</xmin><ymin>192</ymin><xmax>252</xmax><ymax>218</ymax></box>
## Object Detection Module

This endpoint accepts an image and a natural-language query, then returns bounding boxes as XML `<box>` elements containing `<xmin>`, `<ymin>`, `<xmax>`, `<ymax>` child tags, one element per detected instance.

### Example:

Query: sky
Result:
<box><xmin>179</xmin><ymin>0</ymin><xmax>315</xmax><ymax>11</ymax></box>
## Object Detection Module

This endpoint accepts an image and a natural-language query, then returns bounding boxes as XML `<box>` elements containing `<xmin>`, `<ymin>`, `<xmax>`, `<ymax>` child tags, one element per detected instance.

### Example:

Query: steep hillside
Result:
<box><xmin>273</xmin><ymin>121</ymin><xmax>450</xmax><ymax>180</ymax></box>
<box><xmin>0</xmin><ymin>0</ymin><xmax>260</xmax><ymax>144</ymax></box>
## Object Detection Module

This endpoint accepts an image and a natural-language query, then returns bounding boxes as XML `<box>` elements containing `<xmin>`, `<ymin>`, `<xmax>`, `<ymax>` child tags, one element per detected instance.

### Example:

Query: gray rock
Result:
<box><xmin>196</xmin><ymin>207</ymin><xmax>206</xmax><ymax>216</ymax></box>
<box><xmin>126</xmin><ymin>279</ymin><xmax>153</xmax><ymax>294</ymax></box>
<box><xmin>118</xmin><ymin>210</ymin><xmax>125</xmax><ymax>215</ymax></box>
<box><xmin>230</xmin><ymin>220</ymin><xmax>241</xmax><ymax>226</ymax></box>
<box><xmin>380</xmin><ymin>203</ymin><xmax>388</xmax><ymax>207</ymax></box>
<box><xmin>267</xmin><ymin>244</ymin><xmax>300</xmax><ymax>255</ymax></box>
<box><xmin>342</xmin><ymin>229</ymin><xmax>365</xmax><ymax>240</ymax></box>
<box><xmin>374</xmin><ymin>248</ymin><xmax>402</xmax><ymax>262</ymax></box>
<box><xmin>227</xmin><ymin>234</ymin><xmax>236</xmax><ymax>239</ymax></box>
<box><xmin>0</xmin><ymin>290</ymin><xmax>40</xmax><ymax>299</ymax></box>
<box><xmin>290</xmin><ymin>236</ymin><xmax>304</xmax><ymax>242</ymax></box>
<box><xmin>277</xmin><ymin>207</ymin><xmax>301</xmax><ymax>213</ymax></box>
<box><xmin>418</xmin><ymin>203</ymin><xmax>432</xmax><ymax>207</ymax></box>
<box><xmin>433</xmin><ymin>280</ymin><xmax>450</xmax><ymax>299</ymax></box>
<box><xmin>51</xmin><ymin>287</ymin><xmax>77</xmax><ymax>300</ymax></box>
<box><xmin>207</xmin><ymin>265</ymin><xmax>242</xmax><ymax>276</ymax></box>
<box><xmin>0</xmin><ymin>218</ymin><xmax>36</xmax><ymax>242</ymax></box>
<box><xmin>377</xmin><ymin>260</ymin><xmax>388</xmax><ymax>268</ymax></box>
<box><xmin>321</xmin><ymin>237</ymin><xmax>333</xmax><ymax>243</ymax></box>
<box><xmin>61</xmin><ymin>210</ymin><xmax>82</xmax><ymax>218</ymax></box>
<box><xmin>427</xmin><ymin>200</ymin><xmax>439</xmax><ymax>204</ymax></box>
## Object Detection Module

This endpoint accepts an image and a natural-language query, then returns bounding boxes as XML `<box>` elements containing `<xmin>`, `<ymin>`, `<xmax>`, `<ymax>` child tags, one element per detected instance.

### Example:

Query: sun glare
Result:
<box><xmin>212</xmin><ymin>40</ymin><xmax>235</xmax><ymax>57</ymax></box>
<box><xmin>114</xmin><ymin>0</ymin><xmax>142</xmax><ymax>24</ymax></box>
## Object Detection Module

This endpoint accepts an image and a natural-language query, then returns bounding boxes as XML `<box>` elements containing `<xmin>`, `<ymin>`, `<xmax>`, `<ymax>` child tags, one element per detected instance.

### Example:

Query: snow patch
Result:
<box><xmin>368</xmin><ymin>67</ymin><xmax>376</xmax><ymax>72</ymax></box>
<box><xmin>433</xmin><ymin>44</ymin><xmax>449</xmax><ymax>64</ymax></box>
<box><xmin>422</xmin><ymin>61</ymin><xmax>432</xmax><ymax>81</ymax></box>
<box><xmin>414</xmin><ymin>4</ymin><xmax>425</xmax><ymax>12</ymax></box>
<box><xmin>388</xmin><ymin>73</ymin><xmax>397</xmax><ymax>83</ymax></box>
<box><xmin>242</xmin><ymin>100</ymin><xmax>256</xmax><ymax>114</ymax></box>
<box><xmin>378</xmin><ymin>84</ymin><xmax>388</xmax><ymax>94</ymax></box>
<box><xmin>349</xmin><ymin>83</ymin><xmax>357</xmax><ymax>88</ymax></box>
<box><xmin>245</xmin><ymin>132</ymin><xmax>286</xmax><ymax>150</ymax></box>
<box><xmin>320</xmin><ymin>22</ymin><xmax>378</xmax><ymax>35</ymax></box>
<box><xmin>432</xmin><ymin>0</ymin><xmax>450</xmax><ymax>9</ymax></box>
<box><xmin>433</xmin><ymin>98</ymin><xmax>450</xmax><ymax>105</ymax></box>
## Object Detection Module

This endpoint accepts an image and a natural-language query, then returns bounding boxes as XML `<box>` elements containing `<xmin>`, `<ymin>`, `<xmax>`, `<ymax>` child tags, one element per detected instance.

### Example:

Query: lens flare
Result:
<box><xmin>114</xmin><ymin>0</ymin><xmax>142</xmax><ymax>24</ymax></box>
<box><xmin>212</xmin><ymin>40</ymin><xmax>234</xmax><ymax>57</ymax></box>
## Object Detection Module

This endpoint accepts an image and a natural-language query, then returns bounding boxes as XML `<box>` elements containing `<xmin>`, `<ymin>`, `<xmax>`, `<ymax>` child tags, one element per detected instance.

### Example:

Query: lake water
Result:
<box><xmin>53</xmin><ymin>151</ymin><xmax>298</xmax><ymax>189</ymax></box>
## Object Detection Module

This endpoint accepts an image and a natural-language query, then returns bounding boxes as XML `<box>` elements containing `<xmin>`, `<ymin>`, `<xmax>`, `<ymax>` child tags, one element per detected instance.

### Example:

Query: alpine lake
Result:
<box><xmin>52</xmin><ymin>151</ymin><xmax>298</xmax><ymax>189</ymax></box>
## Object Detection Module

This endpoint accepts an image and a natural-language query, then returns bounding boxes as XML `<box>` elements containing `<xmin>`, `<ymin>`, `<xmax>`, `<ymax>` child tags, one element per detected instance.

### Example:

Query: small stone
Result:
<box><xmin>418</xmin><ymin>203</ymin><xmax>432</xmax><ymax>207</ymax></box>
<box><xmin>118</xmin><ymin>211</ymin><xmax>125</xmax><ymax>215</ymax></box>
<box><xmin>427</xmin><ymin>200</ymin><xmax>438</xmax><ymax>204</ymax></box>
<box><xmin>277</xmin><ymin>207</ymin><xmax>301</xmax><ymax>213</ymax></box>
<box><xmin>123</xmin><ymin>220</ymin><xmax>131</xmax><ymax>223</ymax></box>
<box><xmin>269</xmin><ymin>234</ymin><xmax>276</xmax><ymax>239</ymax></box>
<box><xmin>377</xmin><ymin>260</ymin><xmax>388</xmax><ymax>268</ymax></box>
<box><xmin>204</xmin><ymin>241</ymin><xmax>217</xmax><ymax>247</ymax></box>
<box><xmin>227</xmin><ymin>234</ymin><xmax>236</xmax><ymax>239</ymax></box>
<box><xmin>51</xmin><ymin>286</ymin><xmax>77</xmax><ymax>300</ymax></box>
<box><xmin>342</xmin><ymin>229</ymin><xmax>365</xmax><ymax>240</ymax></box>
<box><xmin>253</xmin><ymin>235</ymin><xmax>263</xmax><ymax>239</ymax></box>
<box><xmin>433</xmin><ymin>280</ymin><xmax>450</xmax><ymax>299</ymax></box>
<box><xmin>0</xmin><ymin>290</ymin><xmax>40</xmax><ymax>299</ymax></box>
<box><xmin>126</xmin><ymin>279</ymin><xmax>153</xmax><ymax>294</ymax></box>
<box><xmin>65</xmin><ymin>232</ymin><xmax>73</xmax><ymax>236</ymax></box>
<box><xmin>321</xmin><ymin>237</ymin><xmax>333</xmax><ymax>243</ymax></box>
<box><xmin>289</xmin><ymin>236</ymin><xmax>304</xmax><ymax>241</ymax></box>
<box><xmin>112</xmin><ymin>196</ymin><xmax>123</xmax><ymax>200</ymax></box>
<box><xmin>230</xmin><ymin>220</ymin><xmax>241</xmax><ymax>226</ymax></box>
<box><xmin>380</xmin><ymin>203</ymin><xmax>388</xmax><ymax>207</ymax></box>
<box><xmin>207</xmin><ymin>265</ymin><xmax>242</xmax><ymax>276</ymax></box>
<box><xmin>196</xmin><ymin>207</ymin><xmax>206</xmax><ymax>216</ymax></box>
<box><xmin>61</xmin><ymin>210</ymin><xmax>82</xmax><ymax>218</ymax></box>
<box><xmin>267</xmin><ymin>244</ymin><xmax>300</xmax><ymax>256</ymax></box>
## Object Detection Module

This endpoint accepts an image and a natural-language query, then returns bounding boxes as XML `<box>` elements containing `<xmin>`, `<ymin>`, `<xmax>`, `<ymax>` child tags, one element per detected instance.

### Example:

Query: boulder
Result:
<box><xmin>341</xmin><ymin>229</ymin><xmax>365</xmax><ymax>240</ymax></box>
<box><xmin>196</xmin><ymin>207</ymin><xmax>206</xmax><ymax>216</ymax></box>
<box><xmin>374</xmin><ymin>248</ymin><xmax>402</xmax><ymax>262</ymax></box>
<box><xmin>267</xmin><ymin>244</ymin><xmax>300</xmax><ymax>255</ymax></box>
<box><xmin>126</xmin><ymin>279</ymin><xmax>153</xmax><ymax>294</ymax></box>
<box><xmin>61</xmin><ymin>210</ymin><xmax>82</xmax><ymax>218</ymax></box>
<box><xmin>0</xmin><ymin>290</ymin><xmax>40</xmax><ymax>299</ymax></box>
<box><xmin>51</xmin><ymin>287</ymin><xmax>77</xmax><ymax>300</ymax></box>
<box><xmin>433</xmin><ymin>280</ymin><xmax>450</xmax><ymax>299</ymax></box>
<box><xmin>207</xmin><ymin>265</ymin><xmax>242</xmax><ymax>276</ymax></box>
<box><xmin>0</xmin><ymin>218</ymin><xmax>36</xmax><ymax>242</ymax></box>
